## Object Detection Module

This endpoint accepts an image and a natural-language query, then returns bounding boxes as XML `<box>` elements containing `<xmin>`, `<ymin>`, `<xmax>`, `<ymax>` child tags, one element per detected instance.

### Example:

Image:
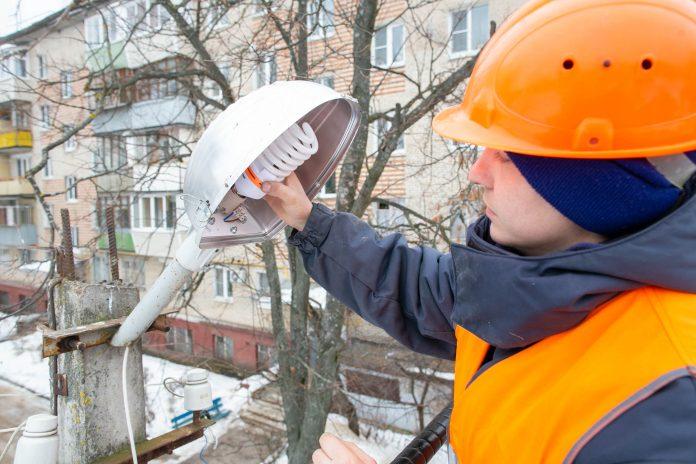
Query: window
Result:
<box><xmin>257</xmin><ymin>271</ymin><xmax>270</xmax><ymax>295</ymax></box>
<box><xmin>64</xmin><ymin>125</ymin><xmax>77</xmax><ymax>151</ymax></box>
<box><xmin>207</xmin><ymin>3</ymin><xmax>231</xmax><ymax>28</ymax></box>
<box><xmin>66</xmin><ymin>176</ymin><xmax>78</xmax><ymax>201</ymax></box>
<box><xmin>136</xmin><ymin>58</ymin><xmax>179</xmax><ymax>102</ymax></box>
<box><xmin>12</xmin><ymin>107</ymin><xmax>28</xmax><ymax>130</ymax></box>
<box><xmin>314</xmin><ymin>75</ymin><xmax>334</xmax><ymax>89</ymax></box>
<box><xmin>40</xmin><ymin>104</ymin><xmax>50</xmax><ymax>130</ymax></box>
<box><xmin>126</xmin><ymin>0</ymin><xmax>148</xmax><ymax>34</ymax></box>
<box><xmin>60</xmin><ymin>71</ymin><xmax>72</xmax><ymax>98</ymax></box>
<box><xmin>12</xmin><ymin>156</ymin><xmax>30</xmax><ymax>177</ymax></box>
<box><xmin>256</xmin><ymin>343</ymin><xmax>275</xmax><ymax>368</ymax></box>
<box><xmin>319</xmin><ymin>172</ymin><xmax>336</xmax><ymax>197</ymax></box>
<box><xmin>93</xmin><ymin>253</ymin><xmax>110</xmax><ymax>282</ymax></box>
<box><xmin>213</xmin><ymin>335</ymin><xmax>234</xmax><ymax>360</ymax></box>
<box><xmin>14</xmin><ymin>53</ymin><xmax>27</xmax><ymax>77</ymax></box>
<box><xmin>373</xmin><ymin>116</ymin><xmax>405</xmax><ymax>152</ymax></box>
<box><xmin>372</xmin><ymin>23</ymin><xmax>405</xmax><ymax>67</ymax></box>
<box><xmin>0</xmin><ymin>291</ymin><xmax>9</xmax><ymax>307</ymax></box>
<box><xmin>167</xmin><ymin>326</ymin><xmax>193</xmax><ymax>354</ymax></box>
<box><xmin>131</xmin><ymin>194</ymin><xmax>177</xmax><ymax>229</ymax></box>
<box><xmin>135</xmin><ymin>133</ymin><xmax>175</xmax><ymax>164</ymax></box>
<box><xmin>450</xmin><ymin>3</ymin><xmax>488</xmax><ymax>56</ymax></box>
<box><xmin>307</xmin><ymin>0</ymin><xmax>334</xmax><ymax>39</ymax></box>
<box><xmin>204</xmin><ymin>63</ymin><xmax>231</xmax><ymax>99</ymax></box>
<box><xmin>372</xmin><ymin>198</ymin><xmax>406</xmax><ymax>229</ymax></box>
<box><xmin>255</xmin><ymin>53</ymin><xmax>277</xmax><ymax>88</ymax></box>
<box><xmin>96</xmin><ymin>196</ymin><xmax>131</xmax><ymax>230</ymax></box>
<box><xmin>122</xmin><ymin>256</ymin><xmax>145</xmax><ymax>286</ymax></box>
<box><xmin>71</xmin><ymin>226</ymin><xmax>79</xmax><ymax>247</ymax></box>
<box><xmin>93</xmin><ymin>136</ymin><xmax>127</xmax><ymax>172</ymax></box>
<box><xmin>149</xmin><ymin>4</ymin><xmax>171</xmax><ymax>30</ymax></box>
<box><xmin>85</xmin><ymin>14</ymin><xmax>105</xmax><ymax>46</ymax></box>
<box><xmin>214</xmin><ymin>267</ymin><xmax>235</xmax><ymax>299</ymax></box>
<box><xmin>37</xmin><ymin>55</ymin><xmax>47</xmax><ymax>79</ymax></box>
<box><xmin>43</xmin><ymin>157</ymin><xmax>53</xmax><ymax>178</ymax></box>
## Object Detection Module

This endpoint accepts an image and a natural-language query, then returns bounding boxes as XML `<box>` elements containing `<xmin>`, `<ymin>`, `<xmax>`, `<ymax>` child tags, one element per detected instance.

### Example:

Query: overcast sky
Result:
<box><xmin>0</xmin><ymin>0</ymin><xmax>71</xmax><ymax>35</ymax></box>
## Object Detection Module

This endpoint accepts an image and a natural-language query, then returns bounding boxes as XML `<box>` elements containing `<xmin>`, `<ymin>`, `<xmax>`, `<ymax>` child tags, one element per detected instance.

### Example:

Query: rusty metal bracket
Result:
<box><xmin>38</xmin><ymin>310</ymin><xmax>174</xmax><ymax>358</ymax></box>
<box><xmin>93</xmin><ymin>414</ymin><xmax>214</xmax><ymax>464</ymax></box>
<box><xmin>56</xmin><ymin>374</ymin><xmax>68</xmax><ymax>396</ymax></box>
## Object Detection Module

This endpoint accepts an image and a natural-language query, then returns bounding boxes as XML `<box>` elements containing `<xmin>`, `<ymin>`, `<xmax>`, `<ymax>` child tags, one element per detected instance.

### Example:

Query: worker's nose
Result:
<box><xmin>468</xmin><ymin>148</ymin><xmax>495</xmax><ymax>189</ymax></box>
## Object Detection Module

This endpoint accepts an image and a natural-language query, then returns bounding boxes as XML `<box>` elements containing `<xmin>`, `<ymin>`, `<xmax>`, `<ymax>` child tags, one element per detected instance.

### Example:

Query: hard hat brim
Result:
<box><xmin>433</xmin><ymin>104</ymin><xmax>696</xmax><ymax>159</ymax></box>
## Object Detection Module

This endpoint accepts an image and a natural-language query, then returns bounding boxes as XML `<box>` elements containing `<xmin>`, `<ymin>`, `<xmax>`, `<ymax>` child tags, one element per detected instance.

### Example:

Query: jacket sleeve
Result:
<box><xmin>287</xmin><ymin>203</ymin><xmax>457</xmax><ymax>360</ymax></box>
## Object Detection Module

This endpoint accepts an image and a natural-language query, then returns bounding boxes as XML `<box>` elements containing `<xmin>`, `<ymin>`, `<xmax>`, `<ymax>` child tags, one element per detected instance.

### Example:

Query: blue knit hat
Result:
<box><xmin>508</xmin><ymin>150</ymin><xmax>696</xmax><ymax>237</ymax></box>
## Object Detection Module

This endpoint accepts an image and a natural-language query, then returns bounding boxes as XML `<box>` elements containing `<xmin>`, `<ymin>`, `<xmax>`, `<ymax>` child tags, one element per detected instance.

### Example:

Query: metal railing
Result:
<box><xmin>390</xmin><ymin>403</ymin><xmax>453</xmax><ymax>464</ymax></box>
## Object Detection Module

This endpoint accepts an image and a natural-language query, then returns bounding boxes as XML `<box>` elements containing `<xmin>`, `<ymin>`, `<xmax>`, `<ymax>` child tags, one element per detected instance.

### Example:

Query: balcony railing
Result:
<box><xmin>0</xmin><ymin>177</ymin><xmax>33</xmax><ymax>196</ymax></box>
<box><xmin>0</xmin><ymin>224</ymin><xmax>37</xmax><ymax>247</ymax></box>
<box><xmin>0</xmin><ymin>130</ymin><xmax>32</xmax><ymax>152</ymax></box>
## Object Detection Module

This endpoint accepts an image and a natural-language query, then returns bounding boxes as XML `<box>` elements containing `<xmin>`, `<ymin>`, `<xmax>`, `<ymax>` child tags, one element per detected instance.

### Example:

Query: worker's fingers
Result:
<box><xmin>261</xmin><ymin>180</ymin><xmax>292</xmax><ymax>198</ymax></box>
<box><xmin>312</xmin><ymin>448</ymin><xmax>333</xmax><ymax>464</ymax></box>
<box><xmin>284</xmin><ymin>171</ymin><xmax>304</xmax><ymax>190</ymax></box>
<box><xmin>345</xmin><ymin>441</ymin><xmax>377</xmax><ymax>464</ymax></box>
<box><xmin>319</xmin><ymin>433</ymin><xmax>364</xmax><ymax>464</ymax></box>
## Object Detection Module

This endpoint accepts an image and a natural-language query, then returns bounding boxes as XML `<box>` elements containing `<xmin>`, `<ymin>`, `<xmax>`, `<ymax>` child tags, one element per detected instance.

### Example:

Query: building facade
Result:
<box><xmin>0</xmin><ymin>0</ymin><xmax>524</xmax><ymax>426</ymax></box>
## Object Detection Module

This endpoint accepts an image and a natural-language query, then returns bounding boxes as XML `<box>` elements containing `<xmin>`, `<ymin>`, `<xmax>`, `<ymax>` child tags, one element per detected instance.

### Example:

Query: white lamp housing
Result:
<box><xmin>13</xmin><ymin>414</ymin><xmax>58</xmax><ymax>464</ymax></box>
<box><xmin>111</xmin><ymin>81</ymin><xmax>359</xmax><ymax>347</ymax></box>
<box><xmin>183</xmin><ymin>80</ymin><xmax>360</xmax><ymax>248</ymax></box>
<box><xmin>183</xmin><ymin>368</ymin><xmax>213</xmax><ymax>412</ymax></box>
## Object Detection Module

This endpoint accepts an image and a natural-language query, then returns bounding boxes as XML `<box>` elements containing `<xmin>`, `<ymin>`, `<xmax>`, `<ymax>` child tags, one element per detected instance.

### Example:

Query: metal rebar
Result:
<box><xmin>106</xmin><ymin>205</ymin><xmax>119</xmax><ymax>281</ymax></box>
<box><xmin>60</xmin><ymin>209</ymin><xmax>75</xmax><ymax>280</ymax></box>
<box><xmin>47</xmin><ymin>276</ymin><xmax>63</xmax><ymax>416</ymax></box>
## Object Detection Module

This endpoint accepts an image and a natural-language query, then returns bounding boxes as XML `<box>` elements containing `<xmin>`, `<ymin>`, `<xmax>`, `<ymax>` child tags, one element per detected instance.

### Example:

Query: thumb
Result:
<box><xmin>261</xmin><ymin>181</ymin><xmax>291</xmax><ymax>198</ymax></box>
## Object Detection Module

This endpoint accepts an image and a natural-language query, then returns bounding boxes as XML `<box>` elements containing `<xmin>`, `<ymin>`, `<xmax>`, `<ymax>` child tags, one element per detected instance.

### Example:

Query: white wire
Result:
<box><xmin>0</xmin><ymin>427</ymin><xmax>20</xmax><ymax>434</ymax></box>
<box><xmin>122</xmin><ymin>344</ymin><xmax>139</xmax><ymax>464</ymax></box>
<box><xmin>0</xmin><ymin>420</ymin><xmax>26</xmax><ymax>462</ymax></box>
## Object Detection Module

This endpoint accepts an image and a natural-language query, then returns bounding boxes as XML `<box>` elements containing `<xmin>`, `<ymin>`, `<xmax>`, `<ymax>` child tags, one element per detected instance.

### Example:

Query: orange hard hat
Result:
<box><xmin>432</xmin><ymin>0</ymin><xmax>696</xmax><ymax>159</ymax></box>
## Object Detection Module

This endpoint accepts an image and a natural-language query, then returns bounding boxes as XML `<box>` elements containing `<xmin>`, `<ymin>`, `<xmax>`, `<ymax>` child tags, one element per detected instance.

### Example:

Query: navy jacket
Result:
<box><xmin>288</xmin><ymin>189</ymin><xmax>696</xmax><ymax>463</ymax></box>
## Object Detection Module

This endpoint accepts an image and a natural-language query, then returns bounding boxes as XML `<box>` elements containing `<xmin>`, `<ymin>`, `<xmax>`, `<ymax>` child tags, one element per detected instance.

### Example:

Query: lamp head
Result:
<box><xmin>183</xmin><ymin>80</ymin><xmax>360</xmax><ymax>248</ymax></box>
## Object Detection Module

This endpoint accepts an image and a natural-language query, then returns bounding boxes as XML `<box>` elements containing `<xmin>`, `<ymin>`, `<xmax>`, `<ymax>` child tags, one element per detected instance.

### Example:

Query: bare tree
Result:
<box><xmin>0</xmin><ymin>0</ymin><xmax>492</xmax><ymax>462</ymax></box>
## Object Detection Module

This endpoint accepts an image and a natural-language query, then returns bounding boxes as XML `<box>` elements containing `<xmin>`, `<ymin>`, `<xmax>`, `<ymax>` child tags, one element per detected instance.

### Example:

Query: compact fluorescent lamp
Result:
<box><xmin>111</xmin><ymin>81</ymin><xmax>360</xmax><ymax>347</ymax></box>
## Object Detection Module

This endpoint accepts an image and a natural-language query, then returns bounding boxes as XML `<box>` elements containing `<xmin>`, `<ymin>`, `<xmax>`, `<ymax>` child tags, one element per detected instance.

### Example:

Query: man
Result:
<box><xmin>263</xmin><ymin>0</ymin><xmax>696</xmax><ymax>462</ymax></box>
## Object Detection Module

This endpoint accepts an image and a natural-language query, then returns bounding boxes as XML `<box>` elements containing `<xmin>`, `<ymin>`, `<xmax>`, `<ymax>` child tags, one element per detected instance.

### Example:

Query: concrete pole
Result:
<box><xmin>54</xmin><ymin>280</ymin><xmax>146</xmax><ymax>463</ymax></box>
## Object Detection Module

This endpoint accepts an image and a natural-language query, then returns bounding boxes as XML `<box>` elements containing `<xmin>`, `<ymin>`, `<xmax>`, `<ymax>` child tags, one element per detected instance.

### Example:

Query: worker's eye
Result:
<box><xmin>496</xmin><ymin>151</ymin><xmax>511</xmax><ymax>163</ymax></box>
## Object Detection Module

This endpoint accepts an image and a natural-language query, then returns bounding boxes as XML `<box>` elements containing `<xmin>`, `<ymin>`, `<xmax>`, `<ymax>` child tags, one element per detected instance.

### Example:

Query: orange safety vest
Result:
<box><xmin>450</xmin><ymin>286</ymin><xmax>696</xmax><ymax>463</ymax></box>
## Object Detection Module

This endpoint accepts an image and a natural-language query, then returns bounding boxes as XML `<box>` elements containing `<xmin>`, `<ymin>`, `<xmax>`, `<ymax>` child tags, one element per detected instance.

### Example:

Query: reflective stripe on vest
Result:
<box><xmin>450</xmin><ymin>286</ymin><xmax>696</xmax><ymax>463</ymax></box>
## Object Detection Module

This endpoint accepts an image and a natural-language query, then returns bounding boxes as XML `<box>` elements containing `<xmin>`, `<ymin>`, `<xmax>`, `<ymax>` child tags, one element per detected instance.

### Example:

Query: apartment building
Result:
<box><xmin>0</xmin><ymin>0</ymin><xmax>523</xmax><ymax>425</ymax></box>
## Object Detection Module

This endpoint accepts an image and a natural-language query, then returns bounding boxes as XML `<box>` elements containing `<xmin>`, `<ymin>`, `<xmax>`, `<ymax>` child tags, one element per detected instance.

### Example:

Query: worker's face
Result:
<box><xmin>468</xmin><ymin>148</ymin><xmax>605</xmax><ymax>255</ymax></box>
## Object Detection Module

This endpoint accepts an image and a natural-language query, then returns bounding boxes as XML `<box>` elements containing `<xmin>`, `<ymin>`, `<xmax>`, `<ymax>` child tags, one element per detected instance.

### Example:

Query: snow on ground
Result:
<box><xmin>0</xmin><ymin>330</ymin><xmax>270</xmax><ymax>463</ymax></box>
<box><xmin>0</xmin><ymin>330</ymin><xmax>451</xmax><ymax>464</ymax></box>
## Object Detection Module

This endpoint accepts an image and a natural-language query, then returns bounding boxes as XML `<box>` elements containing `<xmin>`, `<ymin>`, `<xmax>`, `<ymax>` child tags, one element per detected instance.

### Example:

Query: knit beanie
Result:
<box><xmin>508</xmin><ymin>150</ymin><xmax>696</xmax><ymax>237</ymax></box>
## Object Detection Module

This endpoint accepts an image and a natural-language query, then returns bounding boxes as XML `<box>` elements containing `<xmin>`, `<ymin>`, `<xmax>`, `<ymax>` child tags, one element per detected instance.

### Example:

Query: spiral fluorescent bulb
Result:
<box><xmin>234</xmin><ymin>122</ymin><xmax>319</xmax><ymax>199</ymax></box>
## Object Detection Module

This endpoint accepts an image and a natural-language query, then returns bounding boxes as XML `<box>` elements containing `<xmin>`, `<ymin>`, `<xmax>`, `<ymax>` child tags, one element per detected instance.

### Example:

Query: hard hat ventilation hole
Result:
<box><xmin>602</xmin><ymin>60</ymin><xmax>611</xmax><ymax>68</ymax></box>
<box><xmin>562</xmin><ymin>59</ymin><xmax>574</xmax><ymax>70</ymax></box>
<box><xmin>641</xmin><ymin>58</ymin><xmax>653</xmax><ymax>70</ymax></box>
<box><xmin>589</xmin><ymin>137</ymin><xmax>599</xmax><ymax>145</ymax></box>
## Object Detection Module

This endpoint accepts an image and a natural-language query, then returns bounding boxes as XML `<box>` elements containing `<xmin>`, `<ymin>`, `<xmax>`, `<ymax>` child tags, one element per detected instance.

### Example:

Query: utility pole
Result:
<box><xmin>53</xmin><ymin>208</ymin><xmax>147</xmax><ymax>463</ymax></box>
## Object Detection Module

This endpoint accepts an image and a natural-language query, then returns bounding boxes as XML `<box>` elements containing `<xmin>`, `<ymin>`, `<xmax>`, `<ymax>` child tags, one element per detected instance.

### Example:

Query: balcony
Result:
<box><xmin>0</xmin><ymin>205</ymin><xmax>36</xmax><ymax>246</ymax></box>
<box><xmin>92</xmin><ymin>96</ymin><xmax>195</xmax><ymax>134</ymax></box>
<box><xmin>0</xmin><ymin>131</ymin><xmax>32</xmax><ymax>153</ymax></box>
<box><xmin>0</xmin><ymin>177</ymin><xmax>33</xmax><ymax>196</ymax></box>
<box><xmin>97</xmin><ymin>229</ymin><xmax>135</xmax><ymax>253</ymax></box>
<box><xmin>0</xmin><ymin>76</ymin><xmax>33</xmax><ymax>104</ymax></box>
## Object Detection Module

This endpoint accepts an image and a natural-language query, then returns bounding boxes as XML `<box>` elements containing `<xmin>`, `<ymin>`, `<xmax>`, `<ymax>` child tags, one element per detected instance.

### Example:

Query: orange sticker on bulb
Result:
<box><xmin>244</xmin><ymin>167</ymin><xmax>263</xmax><ymax>188</ymax></box>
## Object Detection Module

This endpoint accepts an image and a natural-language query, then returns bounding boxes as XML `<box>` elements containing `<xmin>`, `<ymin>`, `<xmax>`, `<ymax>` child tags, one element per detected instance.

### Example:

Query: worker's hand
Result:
<box><xmin>312</xmin><ymin>433</ymin><xmax>377</xmax><ymax>464</ymax></box>
<box><xmin>262</xmin><ymin>172</ymin><xmax>313</xmax><ymax>231</ymax></box>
